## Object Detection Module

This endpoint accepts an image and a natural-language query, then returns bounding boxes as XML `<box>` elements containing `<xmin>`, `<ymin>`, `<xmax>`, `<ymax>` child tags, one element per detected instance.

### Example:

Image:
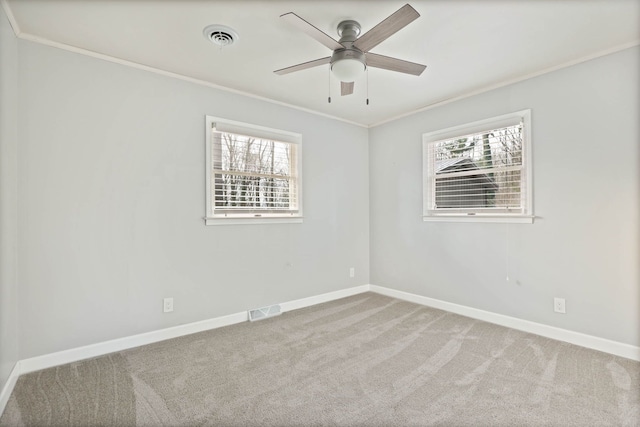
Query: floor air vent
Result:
<box><xmin>248</xmin><ymin>304</ymin><xmax>282</xmax><ymax>322</ymax></box>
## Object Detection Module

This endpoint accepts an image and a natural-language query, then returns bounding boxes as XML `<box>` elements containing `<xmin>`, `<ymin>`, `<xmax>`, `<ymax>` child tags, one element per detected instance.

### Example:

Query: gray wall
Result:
<box><xmin>369</xmin><ymin>46</ymin><xmax>640</xmax><ymax>347</ymax></box>
<box><xmin>16</xmin><ymin>41</ymin><xmax>370</xmax><ymax>359</ymax></box>
<box><xmin>0</xmin><ymin>6</ymin><xmax>19</xmax><ymax>391</ymax></box>
<box><xmin>3</xmin><ymin>28</ymin><xmax>638</xmax><ymax>380</ymax></box>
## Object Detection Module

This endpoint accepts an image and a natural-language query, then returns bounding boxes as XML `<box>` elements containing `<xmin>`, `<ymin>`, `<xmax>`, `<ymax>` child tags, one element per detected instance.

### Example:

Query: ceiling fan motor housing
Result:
<box><xmin>332</xmin><ymin>20</ymin><xmax>366</xmax><ymax>81</ymax></box>
<box><xmin>331</xmin><ymin>49</ymin><xmax>365</xmax><ymax>66</ymax></box>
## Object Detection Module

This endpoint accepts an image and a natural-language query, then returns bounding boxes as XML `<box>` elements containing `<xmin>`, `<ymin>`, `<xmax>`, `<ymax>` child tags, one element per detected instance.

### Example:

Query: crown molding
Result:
<box><xmin>370</xmin><ymin>40</ymin><xmax>640</xmax><ymax>128</ymax></box>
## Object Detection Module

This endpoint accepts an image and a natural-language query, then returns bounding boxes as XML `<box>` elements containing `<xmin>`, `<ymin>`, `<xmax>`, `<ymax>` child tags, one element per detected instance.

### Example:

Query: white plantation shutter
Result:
<box><xmin>423</xmin><ymin>110</ymin><xmax>532</xmax><ymax>222</ymax></box>
<box><xmin>205</xmin><ymin>116</ymin><xmax>302</xmax><ymax>223</ymax></box>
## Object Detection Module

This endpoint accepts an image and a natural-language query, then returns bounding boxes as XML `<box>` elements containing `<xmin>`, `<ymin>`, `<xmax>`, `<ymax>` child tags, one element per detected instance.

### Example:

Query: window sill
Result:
<box><xmin>423</xmin><ymin>215</ymin><xmax>534</xmax><ymax>224</ymax></box>
<box><xmin>205</xmin><ymin>216</ymin><xmax>303</xmax><ymax>226</ymax></box>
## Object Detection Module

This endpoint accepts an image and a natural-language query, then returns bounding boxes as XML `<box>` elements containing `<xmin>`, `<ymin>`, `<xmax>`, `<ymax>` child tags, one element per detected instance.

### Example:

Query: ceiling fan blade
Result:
<box><xmin>341</xmin><ymin>81</ymin><xmax>355</xmax><ymax>96</ymax></box>
<box><xmin>366</xmin><ymin>53</ymin><xmax>426</xmax><ymax>76</ymax></box>
<box><xmin>281</xmin><ymin>12</ymin><xmax>343</xmax><ymax>51</ymax></box>
<box><xmin>274</xmin><ymin>57</ymin><xmax>331</xmax><ymax>75</ymax></box>
<box><xmin>353</xmin><ymin>4</ymin><xmax>420</xmax><ymax>52</ymax></box>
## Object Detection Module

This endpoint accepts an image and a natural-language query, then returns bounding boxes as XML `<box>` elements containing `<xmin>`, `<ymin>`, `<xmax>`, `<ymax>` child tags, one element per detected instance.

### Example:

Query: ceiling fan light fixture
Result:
<box><xmin>330</xmin><ymin>49</ymin><xmax>366</xmax><ymax>81</ymax></box>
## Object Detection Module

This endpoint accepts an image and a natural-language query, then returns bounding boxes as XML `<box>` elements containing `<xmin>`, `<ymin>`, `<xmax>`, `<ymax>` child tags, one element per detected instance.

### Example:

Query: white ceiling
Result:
<box><xmin>4</xmin><ymin>0</ymin><xmax>640</xmax><ymax>126</ymax></box>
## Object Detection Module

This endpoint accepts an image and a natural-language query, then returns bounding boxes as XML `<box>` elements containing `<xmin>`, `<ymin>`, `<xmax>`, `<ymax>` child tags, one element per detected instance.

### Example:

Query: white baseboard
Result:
<box><xmin>0</xmin><ymin>361</ymin><xmax>20</xmax><ymax>417</ymax></box>
<box><xmin>18</xmin><ymin>285</ymin><xmax>371</xmax><ymax>376</ymax></box>
<box><xmin>369</xmin><ymin>285</ymin><xmax>640</xmax><ymax>362</ymax></box>
<box><xmin>280</xmin><ymin>285</ymin><xmax>370</xmax><ymax>313</ymax></box>
<box><xmin>19</xmin><ymin>311</ymin><xmax>249</xmax><ymax>375</ymax></box>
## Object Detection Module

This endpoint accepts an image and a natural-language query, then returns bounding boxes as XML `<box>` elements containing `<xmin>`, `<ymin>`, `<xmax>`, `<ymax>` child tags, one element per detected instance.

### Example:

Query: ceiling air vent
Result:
<box><xmin>203</xmin><ymin>24</ymin><xmax>239</xmax><ymax>47</ymax></box>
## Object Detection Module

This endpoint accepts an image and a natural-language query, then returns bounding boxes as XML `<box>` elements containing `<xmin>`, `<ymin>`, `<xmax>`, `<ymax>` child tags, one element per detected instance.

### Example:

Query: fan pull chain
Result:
<box><xmin>366</xmin><ymin>68</ymin><xmax>369</xmax><ymax>105</ymax></box>
<box><xmin>328</xmin><ymin>68</ymin><xmax>332</xmax><ymax>103</ymax></box>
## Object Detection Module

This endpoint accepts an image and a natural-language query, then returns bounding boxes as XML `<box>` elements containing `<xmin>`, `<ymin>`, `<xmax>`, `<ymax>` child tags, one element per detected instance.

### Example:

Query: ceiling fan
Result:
<box><xmin>274</xmin><ymin>3</ymin><xmax>426</xmax><ymax>98</ymax></box>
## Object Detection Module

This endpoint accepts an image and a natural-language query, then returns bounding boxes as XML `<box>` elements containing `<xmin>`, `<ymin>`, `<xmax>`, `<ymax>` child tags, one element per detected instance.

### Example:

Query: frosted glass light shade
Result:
<box><xmin>331</xmin><ymin>58</ymin><xmax>366</xmax><ymax>81</ymax></box>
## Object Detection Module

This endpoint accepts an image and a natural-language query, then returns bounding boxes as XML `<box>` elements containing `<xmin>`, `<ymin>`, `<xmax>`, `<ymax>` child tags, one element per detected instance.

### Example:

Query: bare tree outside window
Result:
<box><xmin>212</xmin><ymin>132</ymin><xmax>298</xmax><ymax>214</ymax></box>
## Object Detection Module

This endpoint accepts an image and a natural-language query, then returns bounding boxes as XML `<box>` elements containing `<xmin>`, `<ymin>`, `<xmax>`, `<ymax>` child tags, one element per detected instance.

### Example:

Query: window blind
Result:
<box><xmin>426</xmin><ymin>122</ymin><xmax>525</xmax><ymax>214</ymax></box>
<box><xmin>211</xmin><ymin>130</ymin><xmax>299</xmax><ymax>216</ymax></box>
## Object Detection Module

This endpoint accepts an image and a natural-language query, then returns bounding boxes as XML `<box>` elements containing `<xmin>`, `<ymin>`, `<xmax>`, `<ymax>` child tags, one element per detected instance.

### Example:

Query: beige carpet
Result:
<box><xmin>1</xmin><ymin>293</ymin><xmax>639</xmax><ymax>426</ymax></box>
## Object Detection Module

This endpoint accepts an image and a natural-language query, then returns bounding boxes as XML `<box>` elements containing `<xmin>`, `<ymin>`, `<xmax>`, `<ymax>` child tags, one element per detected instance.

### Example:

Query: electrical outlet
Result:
<box><xmin>554</xmin><ymin>297</ymin><xmax>566</xmax><ymax>314</ymax></box>
<box><xmin>163</xmin><ymin>297</ymin><xmax>174</xmax><ymax>313</ymax></box>
<box><xmin>349</xmin><ymin>267</ymin><xmax>355</xmax><ymax>278</ymax></box>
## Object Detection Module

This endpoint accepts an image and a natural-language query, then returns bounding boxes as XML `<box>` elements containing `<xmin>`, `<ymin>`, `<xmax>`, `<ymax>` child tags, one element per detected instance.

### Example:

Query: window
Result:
<box><xmin>205</xmin><ymin>116</ymin><xmax>302</xmax><ymax>225</ymax></box>
<box><xmin>423</xmin><ymin>110</ymin><xmax>533</xmax><ymax>223</ymax></box>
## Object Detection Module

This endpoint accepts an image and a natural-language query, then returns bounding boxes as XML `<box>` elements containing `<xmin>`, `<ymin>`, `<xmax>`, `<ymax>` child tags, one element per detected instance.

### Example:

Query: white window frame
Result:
<box><xmin>204</xmin><ymin>116</ymin><xmax>303</xmax><ymax>225</ymax></box>
<box><xmin>422</xmin><ymin>110</ymin><xmax>533</xmax><ymax>223</ymax></box>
